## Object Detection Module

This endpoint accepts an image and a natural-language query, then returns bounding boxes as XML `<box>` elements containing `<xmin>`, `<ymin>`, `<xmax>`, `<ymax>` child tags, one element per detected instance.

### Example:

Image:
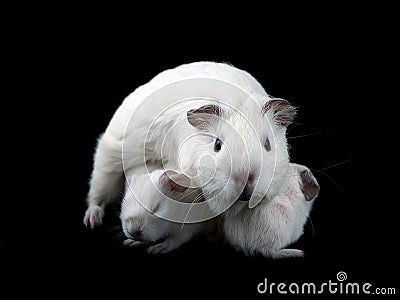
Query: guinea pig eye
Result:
<box><xmin>264</xmin><ymin>138</ymin><xmax>271</xmax><ymax>151</ymax></box>
<box><xmin>214</xmin><ymin>138</ymin><xmax>222</xmax><ymax>152</ymax></box>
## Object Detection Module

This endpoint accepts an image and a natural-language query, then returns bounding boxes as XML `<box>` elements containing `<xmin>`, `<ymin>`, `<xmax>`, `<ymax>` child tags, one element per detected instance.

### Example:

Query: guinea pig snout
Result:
<box><xmin>233</xmin><ymin>172</ymin><xmax>255</xmax><ymax>185</ymax></box>
<box><xmin>126</xmin><ymin>228</ymin><xmax>143</xmax><ymax>241</ymax></box>
<box><xmin>124</xmin><ymin>219</ymin><xmax>143</xmax><ymax>239</ymax></box>
<box><xmin>130</xmin><ymin>230</ymin><xmax>142</xmax><ymax>238</ymax></box>
<box><xmin>238</xmin><ymin>185</ymin><xmax>253</xmax><ymax>202</ymax></box>
<box><xmin>233</xmin><ymin>172</ymin><xmax>255</xmax><ymax>201</ymax></box>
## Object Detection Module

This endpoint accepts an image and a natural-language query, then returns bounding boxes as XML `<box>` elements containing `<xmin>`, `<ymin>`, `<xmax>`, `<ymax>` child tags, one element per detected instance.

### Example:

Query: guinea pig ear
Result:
<box><xmin>160</xmin><ymin>170</ymin><xmax>191</xmax><ymax>193</ymax></box>
<box><xmin>300</xmin><ymin>169</ymin><xmax>320</xmax><ymax>201</ymax></box>
<box><xmin>262</xmin><ymin>99</ymin><xmax>296</xmax><ymax>127</ymax></box>
<box><xmin>187</xmin><ymin>104</ymin><xmax>221</xmax><ymax>130</ymax></box>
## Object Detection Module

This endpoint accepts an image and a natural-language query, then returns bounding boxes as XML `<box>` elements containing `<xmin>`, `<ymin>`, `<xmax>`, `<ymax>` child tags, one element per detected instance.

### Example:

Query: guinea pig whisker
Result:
<box><xmin>113</xmin><ymin>231</ymin><xmax>127</xmax><ymax>242</ymax></box>
<box><xmin>285</xmin><ymin>121</ymin><xmax>303</xmax><ymax>132</ymax></box>
<box><xmin>310</xmin><ymin>169</ymin><xmax>340</xmax><ymax>189</ymax></box>
<box><xmin>106</xmin><ymin>225</ymin><xmax>123</xmax><ymax>235</ymax></box>
<box><xmin>105</xmin><ymin>224</ymin><xmax>125</xmax><ymax>242</ymax></box>
<box><xmin>311</xmin><ymin>159</ymin><xmax>352</xmax><ymax>173</ymax></box>
<box><xmin>301</xmin><ymin>159</ymin><xmax>350</xmax><ymax>189</ymax></box>
<box><xmin>287</xmin><ymin>126</ymin><xmax>334</xmax><ymax>139</ymax></box>
<box><xmin>308</xmin><ymin>217</ymin><xmax>315</xmax><ymax>238</ymax></box>
<box><xmin>110</xmin><ymin>202</ymin><xmax>122</xmax><ymax>217</ymax></box>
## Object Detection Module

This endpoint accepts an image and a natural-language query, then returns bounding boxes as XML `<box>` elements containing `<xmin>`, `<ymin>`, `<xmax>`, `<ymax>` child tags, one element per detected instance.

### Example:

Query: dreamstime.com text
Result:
<box><xmin>257</xmin><ymin>272</ymin><xmax>396</xmax><ymax>295</ymax></box>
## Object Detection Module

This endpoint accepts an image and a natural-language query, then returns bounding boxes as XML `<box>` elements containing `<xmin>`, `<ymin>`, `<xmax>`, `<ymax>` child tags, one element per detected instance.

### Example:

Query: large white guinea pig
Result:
<box><xmin>84</xmin><ymin>62</ymin><xmax>296</xmax><ymax>228</ymax></box>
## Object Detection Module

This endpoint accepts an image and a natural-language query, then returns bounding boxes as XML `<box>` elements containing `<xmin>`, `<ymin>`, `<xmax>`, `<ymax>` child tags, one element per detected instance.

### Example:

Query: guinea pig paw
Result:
<box><xmin>274</xmin><ymin>249</ymin><xmax>304</xmax><ymax>259</ymax></box>
<box><xmin>83</xmin><ymin>205</ymin><xmax>104</xmax><ymax>229</ymax></box>
<box><xmin>147</xmin><ymin>241</ymin><xmax>172</xmax><ymax>254</ymax></box>
<box><xmin>123</xmin><ymin>239</ymin><xmax>144</xmax><ymax>247</ymax></box>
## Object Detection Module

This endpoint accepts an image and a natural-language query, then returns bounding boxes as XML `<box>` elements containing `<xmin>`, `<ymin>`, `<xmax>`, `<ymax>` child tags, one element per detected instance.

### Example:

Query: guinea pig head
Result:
<box><xmin>186</xmin><ymin>98</ymin><xmax>296</xmax><ymax>215</ymax></box>
<box><xmin>120</xmin><ymin>172</ymin><xmax>173</xmax><ymax>243</ymax></box>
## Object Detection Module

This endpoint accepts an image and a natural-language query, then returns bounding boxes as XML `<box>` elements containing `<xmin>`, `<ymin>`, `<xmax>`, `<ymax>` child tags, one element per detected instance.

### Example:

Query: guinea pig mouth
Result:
<box><xmin>238</xmin><ymin>188</ymin><xmax>252</xmax><ymax>202</ymax></box>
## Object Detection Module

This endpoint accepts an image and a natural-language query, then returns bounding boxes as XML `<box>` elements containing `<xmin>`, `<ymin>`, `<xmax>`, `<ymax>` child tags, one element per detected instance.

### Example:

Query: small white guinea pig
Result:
<box><xmin>120</xmin><ymin>169</ymin><xmax>211</xmax><ymax>254</ymax></box>
<box><xmin>223</xmin><ymin>163</ymin><xmax>320</xmax><ymax>259</ymax></box>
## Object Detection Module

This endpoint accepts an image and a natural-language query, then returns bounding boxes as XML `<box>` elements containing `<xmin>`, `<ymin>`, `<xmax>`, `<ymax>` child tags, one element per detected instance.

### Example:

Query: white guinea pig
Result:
<box><xmin>183</xmin><ymin>94</ymin><xmax>295</xmax><ymax>215</ymax></box>
<box><xmin>223</xmin><ymin>163</ymin><xmax>320</xmax><ymax>259</ymax></box>
<box><xmin>84</xmin><ymin>61</ymin><xmax>296</xmax><ymax>228</ymax></box>
<box><xmin>120</xmin><ymin>168</ymin><xmax>212</xmax><ymax>254</ymax></box>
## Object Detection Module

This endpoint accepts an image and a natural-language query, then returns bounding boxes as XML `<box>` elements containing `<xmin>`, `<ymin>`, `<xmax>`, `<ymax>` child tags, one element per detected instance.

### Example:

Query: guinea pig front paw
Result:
<box><xmin>271</xmin><ymin>248</ymin><xmax>304</xmax><ymax>260</ymax></box>
<box><xmin>83</xmin><ymin>205</ymin><xmax>104</xmax><ymax>229</ymax></box>
<box><xmin>147</xmin><ymin>241</ymin><xmax>173</xmax><ymax>254</ymax></box>
<box><xmin>123</xmin><ymin>239</ymin><xmax>145</xmax><ymax>247</ymax></box>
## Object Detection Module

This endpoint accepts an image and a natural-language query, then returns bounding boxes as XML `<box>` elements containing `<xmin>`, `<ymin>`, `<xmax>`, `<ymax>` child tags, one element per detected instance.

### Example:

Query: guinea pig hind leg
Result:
<box><xmin>264</xmin><ymin>248</ymin><xmax>304</xmax><ymax>260</ymax></box>
<box><xmin>84</xmin><ymin>135</ymin><xmax>125</xmax><ymax>229</ymax></box>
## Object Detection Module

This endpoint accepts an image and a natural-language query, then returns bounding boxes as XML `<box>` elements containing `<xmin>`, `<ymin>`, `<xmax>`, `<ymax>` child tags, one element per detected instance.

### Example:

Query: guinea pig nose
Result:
<box><xmin>233</xmin><ymin>173</ymin><xmax>255</xmax><ymax>185</ymax></box>
<box><xmin>131</xmin><ymin>230</ymin><xmax>141</xmax><ymax>238</ymax></box>
<box><xmin>247</xmin><ymin>173</ymin><xmax>255</xmax><ymax>185</ymax></box>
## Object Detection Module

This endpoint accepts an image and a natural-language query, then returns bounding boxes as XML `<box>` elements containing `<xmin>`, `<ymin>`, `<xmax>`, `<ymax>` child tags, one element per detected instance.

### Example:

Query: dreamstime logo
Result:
<box><xmin>121</xmin><ymin>78</ymin><xmax>279</xmax><ymax>223</ymax></box>
<box><xmin>257</xmin><ymin>271</ymin><xmax>396</xmax><ymax>295</ymax></box>
<box><xmin>336</xmin><ymin>271</ymin><xmax>347</xmax><ymax>281</ymax></box>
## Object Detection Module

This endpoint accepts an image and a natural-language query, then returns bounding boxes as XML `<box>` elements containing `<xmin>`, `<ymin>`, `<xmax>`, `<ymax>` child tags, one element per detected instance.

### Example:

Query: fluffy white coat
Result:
<box><xmin>84</xmin><ymin>62</ymin><xmax>294</xmax><ymax>228</ymax></box>
<box><xmin>223</xmin><ymin>163</ymin><xmax>319</xmax><ymax>259</ymax></box>
<box><xmin>120</xmin><ymin>168</ymin><xmax>211</xmax><ymax>254</ymax></box>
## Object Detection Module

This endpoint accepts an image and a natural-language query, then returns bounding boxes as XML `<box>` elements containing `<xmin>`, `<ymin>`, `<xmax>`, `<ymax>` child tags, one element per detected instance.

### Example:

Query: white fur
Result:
<box><xmin>192</xmin><ymin>97</ymin><xmax>290</xmax><ymax>214</ymax></box>
<box><xmin>84</xmin><ymin>62</ymin><xmax>292</xmax><ymax>227</ymax></box>
<box><xmin>120</xmin><ymin>168</ymin><xmax>209</xmax><ymax>254</ymax></box>
<box><xmin>223</xmin><ymin>163</ymin><xmax>319</xmax><ymax>259</ymax></box>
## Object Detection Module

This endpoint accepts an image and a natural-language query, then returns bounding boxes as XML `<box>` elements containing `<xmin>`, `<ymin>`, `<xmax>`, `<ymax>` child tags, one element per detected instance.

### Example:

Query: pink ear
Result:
<box><xmin>187</xmin><ymin>104</ymin><xmax>221</xmax><ymax>130</ymax></box>
<box><xmin>160</xmin><ymin>171</ymin><xmax>191</xmax><ymax>193</ymax></box>
<box><xmin>262</xmin><ymin>99</ymin><xmax>296</xmax><ymax>127</ymax></box>
<box><xmin>300</xmin><ymin>169</ymin><xmax>320</xmax><ymax>201</ymax></box>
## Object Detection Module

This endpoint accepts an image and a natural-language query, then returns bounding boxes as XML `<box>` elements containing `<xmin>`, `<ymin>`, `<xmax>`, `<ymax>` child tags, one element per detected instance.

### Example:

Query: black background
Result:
<box><xmin>2</xmin><ymin>6</ymin><xmax>398</xmax><ymax>299</ymax></box>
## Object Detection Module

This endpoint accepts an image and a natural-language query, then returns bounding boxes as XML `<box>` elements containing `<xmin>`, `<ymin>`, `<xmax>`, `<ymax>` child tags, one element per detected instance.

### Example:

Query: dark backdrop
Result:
<box><xmin>3</xmin><ymin>9</ymin><xmax>397</xmax><ymax>299</ymax></box>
